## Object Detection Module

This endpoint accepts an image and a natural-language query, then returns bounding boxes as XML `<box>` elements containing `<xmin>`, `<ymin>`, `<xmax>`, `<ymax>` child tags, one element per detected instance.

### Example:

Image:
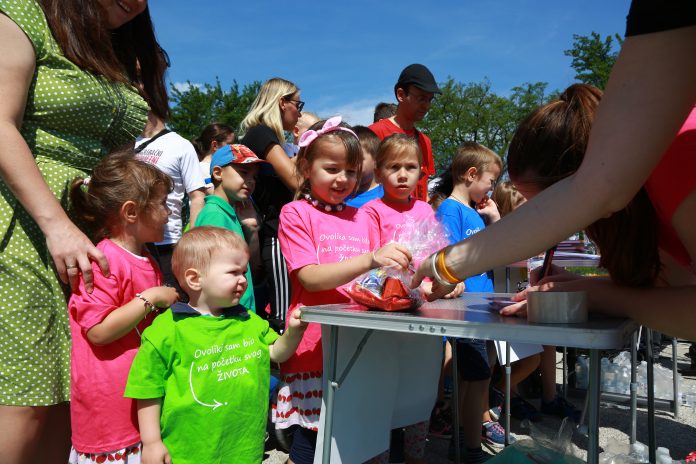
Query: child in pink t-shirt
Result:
<box><xmin>67</xmin><ymin>152</ymin><xmax>179</xmax><ymax>463</ymax></box>
<box><xmin>363</xmin><ymin>133</ymin><xmax>460</xmax><ymax>464</ymax></box>
<box><xmin>273</xmin><ymin>117</ymin><xmax>412</xmax><ymax>464</ymax></box>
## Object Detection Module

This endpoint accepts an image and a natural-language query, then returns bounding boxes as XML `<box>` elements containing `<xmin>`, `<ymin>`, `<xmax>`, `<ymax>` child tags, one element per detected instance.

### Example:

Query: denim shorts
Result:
<box><xmin>454</xmin><ymin>338</ymin><xmax>491</xmax><ymax>381</ymax></box>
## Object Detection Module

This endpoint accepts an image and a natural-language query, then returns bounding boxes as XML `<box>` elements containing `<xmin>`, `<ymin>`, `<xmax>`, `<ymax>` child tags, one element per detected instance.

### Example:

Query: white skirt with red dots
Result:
<box><xmin>272</xmin><ymin>370</ymin><xmax>323</xmax><ymax>431</ymax></box>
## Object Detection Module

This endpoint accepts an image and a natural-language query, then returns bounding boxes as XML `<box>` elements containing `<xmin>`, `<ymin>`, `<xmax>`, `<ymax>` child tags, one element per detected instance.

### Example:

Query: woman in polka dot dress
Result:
<box><xmin>0</xmin><ymin>0</ymin><xmax>168</xmax><ymax>461</ymax></box>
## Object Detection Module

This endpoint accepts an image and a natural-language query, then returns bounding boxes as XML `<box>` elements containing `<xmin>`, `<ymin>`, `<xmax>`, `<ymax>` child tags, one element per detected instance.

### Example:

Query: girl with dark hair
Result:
<box><xmin>194</xmin><ymin>123</ymin><xmax>235</xmax><ymax>193</ymax></box>
<box><xmin>0</xmin><ymin>0</ymin><xmax>167</xmax><ymax>460</ymax></box>
<box><xmin>67</xmin><ymin>152</ymin><xmax>177</xmax><ymax>463</ymax></box>
<box><xmin>493</xmin><ymin>82</ymin><xmax>696</xmax><ymax>342</ymax></box>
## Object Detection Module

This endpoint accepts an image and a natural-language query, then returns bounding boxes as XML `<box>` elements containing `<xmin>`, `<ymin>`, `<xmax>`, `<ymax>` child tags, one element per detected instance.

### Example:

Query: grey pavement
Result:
<box><xmin>263</xmin><ymin>340</ymin><xmax>696</xmax><ymax>463</ymax></box>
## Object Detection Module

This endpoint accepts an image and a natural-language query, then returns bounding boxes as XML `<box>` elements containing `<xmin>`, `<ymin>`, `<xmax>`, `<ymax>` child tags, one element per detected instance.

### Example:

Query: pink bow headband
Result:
<box><xmin>298</xmin><ymin>116</ymin><xmax>358</xmax><ymax>149</ymax></box>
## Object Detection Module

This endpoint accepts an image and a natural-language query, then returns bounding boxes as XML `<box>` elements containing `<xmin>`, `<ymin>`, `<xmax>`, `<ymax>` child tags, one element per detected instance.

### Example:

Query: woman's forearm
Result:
<box><xmin>446</xmin><ymin>26</ymin><xmax>696</xmax><ymax>280</ymax></box>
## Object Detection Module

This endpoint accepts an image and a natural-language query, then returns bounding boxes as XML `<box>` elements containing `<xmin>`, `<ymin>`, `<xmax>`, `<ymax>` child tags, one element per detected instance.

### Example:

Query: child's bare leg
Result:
<box><xmin>541</xmin><ymin>345</ymin><xmax>557</xmax><ymax>402</ymax></box>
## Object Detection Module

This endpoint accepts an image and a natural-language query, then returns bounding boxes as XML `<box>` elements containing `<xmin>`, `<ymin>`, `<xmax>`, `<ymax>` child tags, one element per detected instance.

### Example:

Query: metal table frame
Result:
<box><xmin>302</xmin><ymin>293</ymin><xmax>638</xmax><ymax>464</ymax></box>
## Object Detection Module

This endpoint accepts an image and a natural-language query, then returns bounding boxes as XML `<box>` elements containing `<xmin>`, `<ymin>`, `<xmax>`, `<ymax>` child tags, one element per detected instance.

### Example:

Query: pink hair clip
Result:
<box><xmin>298</xmin><ymin>116</ymin><xmax>358</xmax><ymax>149</ymax></box>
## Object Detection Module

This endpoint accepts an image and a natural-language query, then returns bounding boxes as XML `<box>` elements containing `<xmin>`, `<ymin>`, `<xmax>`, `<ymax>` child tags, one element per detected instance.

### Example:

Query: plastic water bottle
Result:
<box><xmin>575</xmin><ymin>355</ymin><xmax>589</xmax><ymax>389</ymax></box>
<box><xmin>656</xmin><ymin>447</ymin><xmax>672</xmax><ymax>464</ymax></box>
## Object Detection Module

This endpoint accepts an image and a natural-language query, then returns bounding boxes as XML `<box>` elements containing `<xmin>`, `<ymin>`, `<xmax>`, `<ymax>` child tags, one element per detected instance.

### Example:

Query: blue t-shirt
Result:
<box><xmin>436</xmin><ymin>198</ymin><xmax>493</xmax><ymax>292</ymax></box>
<box><xmin>345</xmin><ymin>185</ymin><xmax>384</xmax><ymax>208</ymax></box>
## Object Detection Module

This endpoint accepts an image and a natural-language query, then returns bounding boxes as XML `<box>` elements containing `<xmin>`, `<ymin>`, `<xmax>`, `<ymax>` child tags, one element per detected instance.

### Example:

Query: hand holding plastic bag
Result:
<box><xmin>347</xmin><ymin>217</ymin><xmax>449</xmax><ymax>311</ymax></box>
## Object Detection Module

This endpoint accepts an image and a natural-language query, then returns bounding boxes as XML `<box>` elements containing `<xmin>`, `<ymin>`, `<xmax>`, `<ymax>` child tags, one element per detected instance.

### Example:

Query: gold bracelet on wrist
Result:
<box><xmin>436</xmin><ymin>249</ymin><xmax>460</xmax><ymax>284</ymax></box>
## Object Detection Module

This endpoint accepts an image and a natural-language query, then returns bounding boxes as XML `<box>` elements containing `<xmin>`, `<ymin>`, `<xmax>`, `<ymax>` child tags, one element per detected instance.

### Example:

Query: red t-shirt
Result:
<box><xmin>645</xmin><ymin>104</ymin><xmax>696</xmax><ymax>267</ymax></box>
<box><xmin>369</xmin><ymin>118</ymin><xmax>436</xmax><ymax>201</ymax></box>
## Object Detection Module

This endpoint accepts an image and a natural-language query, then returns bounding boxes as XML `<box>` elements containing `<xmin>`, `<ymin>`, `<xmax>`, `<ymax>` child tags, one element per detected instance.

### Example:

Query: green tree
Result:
<box><xmin>419</xmin><ymin>78</ymin><xmax>548</xmax><ymax>171</ymax></box>
<box><xmin>564</xmin><ymin>32</ymin><xmax>623</xmax><ymax>89</ymax></box>
<box><xmin>168</xmin><ymin>78</ymin><xmax>261</xmax><ymax>141</ymax></box>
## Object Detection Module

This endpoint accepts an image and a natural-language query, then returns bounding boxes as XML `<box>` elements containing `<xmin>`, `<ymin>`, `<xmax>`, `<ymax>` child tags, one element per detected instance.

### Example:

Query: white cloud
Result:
<box><xmin>316</xmin><ymin>97</ymin><xmax>392</xmax><ymax>127</ymax></box>
<box><xmin>170</xmin><ymin>81</ymin><xmax>202</xmax><ymax>92</ymax></box>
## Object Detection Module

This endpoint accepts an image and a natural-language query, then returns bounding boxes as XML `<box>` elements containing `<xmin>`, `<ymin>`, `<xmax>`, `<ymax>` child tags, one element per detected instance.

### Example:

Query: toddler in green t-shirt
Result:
<box><xmin>125</xmin><ymin>226</ymin><xmax>307</xmax><ymax>464</ymax></box>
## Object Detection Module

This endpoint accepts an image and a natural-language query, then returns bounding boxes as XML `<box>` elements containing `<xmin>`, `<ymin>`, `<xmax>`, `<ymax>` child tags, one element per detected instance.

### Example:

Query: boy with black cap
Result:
<box><xmin>369</xmin><ymin>63</ymin><xmax>440</xmax><ymax>201</ymax></box>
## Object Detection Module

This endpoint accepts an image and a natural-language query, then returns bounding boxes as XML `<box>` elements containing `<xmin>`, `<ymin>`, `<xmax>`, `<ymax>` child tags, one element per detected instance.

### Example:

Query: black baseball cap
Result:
<box><xmin>395</xmin><ymin>63</ymin><xmax>441</xmax><ymax>95</ymax></box>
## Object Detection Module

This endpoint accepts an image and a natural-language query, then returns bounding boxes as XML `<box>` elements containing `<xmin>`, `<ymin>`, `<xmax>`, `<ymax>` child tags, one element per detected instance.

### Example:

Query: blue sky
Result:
<box><xmin>150</xmin><ymin>1</ymin><xmax>630</xmax><ymax>126</ymax></box>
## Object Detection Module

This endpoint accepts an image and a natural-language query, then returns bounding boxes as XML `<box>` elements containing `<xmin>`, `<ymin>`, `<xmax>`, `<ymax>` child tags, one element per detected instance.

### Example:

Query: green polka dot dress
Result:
<box><xmin>0</xmin><ymin>0</ymin><xmax>148</xmax><ymax>406</ymax></box>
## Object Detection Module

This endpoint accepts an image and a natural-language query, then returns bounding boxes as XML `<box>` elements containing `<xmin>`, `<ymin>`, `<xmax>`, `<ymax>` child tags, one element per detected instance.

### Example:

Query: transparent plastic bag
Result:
<box><xmin>347</xmin><ymin>217</ymin><xmax>448</xmax><ymax>311</ymax></box>
<box><xmin>488</xmin><ymin>418</ymin><xmax>582</xmax><ymax>463</ymax></box>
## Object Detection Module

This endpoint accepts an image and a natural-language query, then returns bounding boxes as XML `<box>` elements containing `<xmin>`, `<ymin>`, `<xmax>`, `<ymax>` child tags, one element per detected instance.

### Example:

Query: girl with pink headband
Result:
<box><xmin>272</xmin><ymin>117</ymin><xmax>412</xmax><ymax>463</ymax></box>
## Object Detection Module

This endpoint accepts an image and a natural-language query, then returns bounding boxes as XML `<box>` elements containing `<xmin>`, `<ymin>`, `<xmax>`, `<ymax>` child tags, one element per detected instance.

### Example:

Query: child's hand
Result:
<box><xmin>371</xmin><ymin>243</ymin><xmax>412</xmax><ymax>270</ymax></box>
<box><xmin>476</xmin><ymin>197</ymin><xmax>501</xmax><ymax>223</ymax></box>
<box><xmin>444</xmin><ymin>282</ymin><xmax>464</xmax><ymax>299</ymax></box>
<box><xmin>286</xmin><ymin>308</ymin><xmax>308</xmax><ymax>332</ymax></box>
<box><xmin>141</xmin><ymin>440</ymin><xmax>172</xmax><ymax>464</ymax></box>
<box><xmin>235</xmin><ymin>201</ymin><xmax>260</xmax><ymax>234</ymax></box>
<box><xmin>143</xmin><ymin>286</ymin><xmax>179</xmax><ymax>309</ymax></box>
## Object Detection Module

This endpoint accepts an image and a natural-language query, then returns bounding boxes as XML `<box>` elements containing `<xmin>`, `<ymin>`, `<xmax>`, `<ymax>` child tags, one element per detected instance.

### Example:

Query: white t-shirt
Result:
<box><xmin>135</xmin><ymin>131</ymin><xmax>205</xmax><ymax>245</ymax></box>
<box><xmin>199</xmin><ymin>160</ymin><xmax>213</xmax><ymax>191</ymax></box>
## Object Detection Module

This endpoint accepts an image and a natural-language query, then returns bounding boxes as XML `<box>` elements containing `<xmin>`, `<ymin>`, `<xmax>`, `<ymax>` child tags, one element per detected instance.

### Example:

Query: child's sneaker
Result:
<box><xmin>487</xmin><ymin>405</ymin><xmax>502</xmax><ymax>422</ymax></box>
<box><xmin>429</xmin><ymin>402</ymin><xmax>452</xmax><ymax>439</ymax></box>
<box><xmin>540</xmin><ymin>395</ymin><xmax>581</xmax><ymax>422</ymax></box>
<box><xmin>481</xmin><ymin>421</ymin><xmax>511</xmax><ymax>449</ymax></box>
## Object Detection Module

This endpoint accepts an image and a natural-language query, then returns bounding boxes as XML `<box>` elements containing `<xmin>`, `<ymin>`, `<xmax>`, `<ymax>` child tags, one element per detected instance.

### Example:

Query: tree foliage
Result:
<box><xmin>419</xmin><ymin>78</ymin><xmax>549</xmax><ymax>171</ymax></box>
<box><xmin>168</xmin><ymin>78</ymin><xmax>261</xmax><ymax>141</ymax></box>
<box><xmin>564</xmin><ymin>32</ymin><xmax>623</xmax><ymax>90</ymax></box>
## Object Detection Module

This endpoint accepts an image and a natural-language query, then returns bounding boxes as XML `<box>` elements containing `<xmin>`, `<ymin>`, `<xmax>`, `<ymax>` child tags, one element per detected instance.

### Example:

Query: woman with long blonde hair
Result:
<box><xmin>240</xmin><ymin>77</ymin><xmax>303</xmax><ymax>330</ymax></box>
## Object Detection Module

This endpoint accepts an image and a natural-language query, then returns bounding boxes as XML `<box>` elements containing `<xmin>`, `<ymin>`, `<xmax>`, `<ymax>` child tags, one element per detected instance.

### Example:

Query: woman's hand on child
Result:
<box><xmin>143</xmin><ymin>286</ymin><xmax>179</xmax><ymax>310</ymax></box>
<box><xmin>141</xmin><ymin>440</ymin><xmax>172</xmax><ymax>464</ymax></box>
<box><xmin>371</xmin><ymin>243</ymin><xmax>412</xmax><ymax>270</ymax></box>
<box><xmin>45</xmin><ymin>218</ymin><xmax>109</xmax><ymax>293</ymax></box>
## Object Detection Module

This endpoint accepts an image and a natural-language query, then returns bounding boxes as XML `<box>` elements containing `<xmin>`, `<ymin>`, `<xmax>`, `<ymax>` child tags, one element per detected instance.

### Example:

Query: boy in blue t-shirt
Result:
<box><xmin>345</xmin><ymin>126</ymin><xmax>384</xmax><ymax>208</ymax></box>
<box><xmin>434</xmin><ymin>141</ymin><xmax>503</xmax><ymax>462</ymax></box>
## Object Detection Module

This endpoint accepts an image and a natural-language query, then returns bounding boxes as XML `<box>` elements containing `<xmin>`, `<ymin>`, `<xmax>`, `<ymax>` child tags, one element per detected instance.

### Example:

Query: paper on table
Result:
<box><xmin>494</xmin><ymin>340</ymin><xmax>543</xmax><ymax>364</ymax></box>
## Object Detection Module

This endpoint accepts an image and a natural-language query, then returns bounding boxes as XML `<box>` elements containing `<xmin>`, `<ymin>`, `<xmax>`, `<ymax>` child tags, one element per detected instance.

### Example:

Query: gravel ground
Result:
<box><xmin>263</xmin><ymin>340</ymin><xmax>696</xmax><ymax>463</ymax></box>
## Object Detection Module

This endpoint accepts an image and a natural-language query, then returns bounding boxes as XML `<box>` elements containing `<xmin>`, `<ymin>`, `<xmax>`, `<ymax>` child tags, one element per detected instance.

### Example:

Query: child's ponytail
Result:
<box><xmin>69</xmin><ymin>149</ymin><xmax>173</xmax><ymax>241</ymax></box>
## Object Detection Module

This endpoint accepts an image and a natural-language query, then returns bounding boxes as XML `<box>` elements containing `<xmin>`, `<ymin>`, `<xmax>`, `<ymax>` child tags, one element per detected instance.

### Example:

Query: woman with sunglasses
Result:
<box><xmin>239</xmin><ymin>78</ymin><xmax>304</xmax><ymax>331</ymax></box>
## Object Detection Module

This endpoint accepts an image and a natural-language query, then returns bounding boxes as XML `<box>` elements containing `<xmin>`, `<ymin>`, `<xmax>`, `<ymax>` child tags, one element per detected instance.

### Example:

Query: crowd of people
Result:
<box><xmin>0</xmin><ymin>0</ymin><xmax>694</xmax><ymax>463</ymax></box>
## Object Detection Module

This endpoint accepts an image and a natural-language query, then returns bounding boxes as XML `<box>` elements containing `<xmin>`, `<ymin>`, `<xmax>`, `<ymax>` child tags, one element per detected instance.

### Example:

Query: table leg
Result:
<box><xmin>452</xmin><ymin>338</ymin><xmax>461</xmax><ymax>464</ymax></box>
<box><xmin>672</xmin><ymin>337</ymin><xmax>680</xmax><ymax>419</ymax></box>
<box><xmin>646</xmin><ymin>329</ymin><xmax>656</xmax><ymax>463</ymax></box>
<box><xmin>322</xmin><ymin>325</ymin><xmax>339</xmax><ymax>464</ymax></box>
<box><xmin>587</xmin><ymin>349</ymin><xmax>601</xmax><ymax>464</ymax></box>
<box><xmin>562</xmin><ymin>346</ymin><xmax>568</xmax><ymax>398</ymax></box>
<box><xmin>630</xmin><ymin>331</ymin><xmax>638</xmax><ymax>444</ymax></box>
<box><xmin>505</xmin><ymin>342</ymin><xmax>511</xmax><ymax>446</ymax></box>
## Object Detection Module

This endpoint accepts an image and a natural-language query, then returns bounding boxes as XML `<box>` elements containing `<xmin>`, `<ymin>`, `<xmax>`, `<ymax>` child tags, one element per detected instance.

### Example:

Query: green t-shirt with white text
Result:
<box><xmin>125</xmin><ymin>303</ymin><xmax>279</xmax><ymax>463</ymax></box>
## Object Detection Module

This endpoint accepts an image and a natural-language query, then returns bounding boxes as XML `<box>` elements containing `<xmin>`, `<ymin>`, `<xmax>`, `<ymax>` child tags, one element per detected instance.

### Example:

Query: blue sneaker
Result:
<box><xmin>481</xmin><ymin>421</ymin><xmax>510</xmax><ymax>448</ymax></box>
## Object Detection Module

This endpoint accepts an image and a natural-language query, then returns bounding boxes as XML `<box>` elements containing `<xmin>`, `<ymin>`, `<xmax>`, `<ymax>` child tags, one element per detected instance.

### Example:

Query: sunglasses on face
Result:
<box><xmin>284</xmin><ymin>97</ymin><xmax>305</xmax><ymax>112</ymax></box>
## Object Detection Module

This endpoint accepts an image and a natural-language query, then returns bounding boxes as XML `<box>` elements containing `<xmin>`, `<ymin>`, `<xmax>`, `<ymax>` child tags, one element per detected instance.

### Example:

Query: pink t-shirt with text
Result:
<box><xmin>68</xmin><ymin>239</ymin><xmax>162</xmax><ymax>453</ymax></box>
<box><xmin>278</xmin><ymin>200</ymin><xmax>372</xmax><ymax>373</ymax></box>
<box><xmin>363</xmin><ymin>198</ymin><xmax>436</xmax><ymax>263</ymax></box>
